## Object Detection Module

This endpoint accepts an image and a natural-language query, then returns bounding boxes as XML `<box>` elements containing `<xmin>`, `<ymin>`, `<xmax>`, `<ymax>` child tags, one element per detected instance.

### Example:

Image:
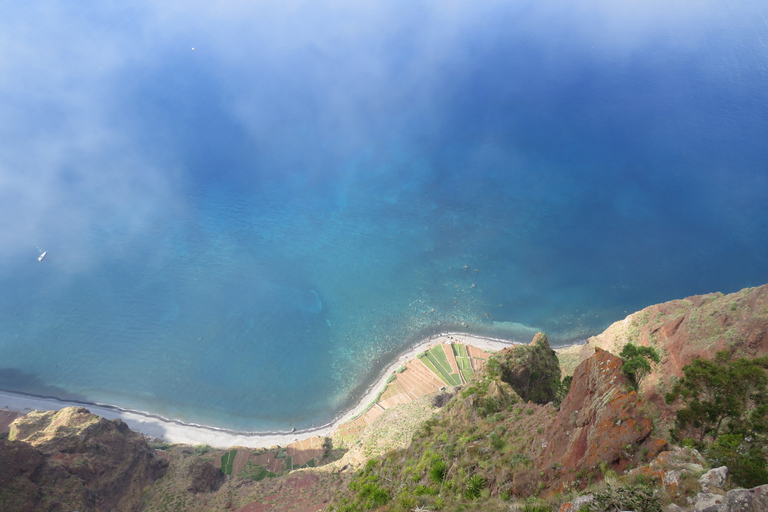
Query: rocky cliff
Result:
<box><xmin>557</xmin><ymin>283</ymin><xmax>768</xmax><ymax>424</ymax></box>
<box><xmin>4</xmin><ymin>284</ymin><xmax>768</xmax><ymax>512</ymax></box>
<box><xmin>516</xmin><ymin>347</ymin><xmax>664</xmax><ymax>495</ymax></box>
<box><xmin>328</xmin><ymin>285</ymin><xmax>768</xmax><ymax>511</ymax></box>
<box><xmin>493</xmin><ymin>331</ymin><xmax>561</xmax><ymax>404</ymax></box>
<box><xmin>1</xmin><ymin>407</ymin><xmax>168</xmax><ymax>512</ymax></box>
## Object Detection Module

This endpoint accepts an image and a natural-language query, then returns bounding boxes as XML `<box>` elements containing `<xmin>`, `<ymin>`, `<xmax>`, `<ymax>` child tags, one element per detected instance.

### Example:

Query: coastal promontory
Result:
<box><xmin>3</xmin><ymin>284</ymin><xmax>768</xmax><ymax>511</ymax></box>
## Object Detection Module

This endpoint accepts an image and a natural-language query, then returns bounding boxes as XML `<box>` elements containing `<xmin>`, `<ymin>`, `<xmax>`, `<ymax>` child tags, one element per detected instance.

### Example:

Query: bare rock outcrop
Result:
<box><xmin>513</xmin><ymin>347</ymin><xmax>662</xmax><ymax>495</ymax></box>
<box><xmin>557</xmin><ymin>284</ymin><xmax>768</xmax><ymax>425</ymax></box>
<box><xmin>184</xmin><ymin>458</ymin><xmax>224</xmax><ymax>493</ymax></box>
<box><xmin>0</xmin><ymin>438</ymin><xmax>45</xmax><ymax>511</ymax></box>
<box><xmin>495</xmin><ymin>332</ymin><xmax>561</xmax><ymax>404</ymax></box>
<box><xmin>718</xmin><ymin>485</ymin><xmax>768</xmax><ymax>512</ymax></box>
<box><xmin>5</xmin><ymin>406</ymin><xmax>168</xmax><ymax>512</ymax></box>
<box><xmin>557</xmin><ymin>448</ymin><xmax>768</xmax><ymax>512</ymax></box>
<box><xmin>540</xmin><ymin>348</ymin><xmax>656</xmax><ymax>470</ymax></box>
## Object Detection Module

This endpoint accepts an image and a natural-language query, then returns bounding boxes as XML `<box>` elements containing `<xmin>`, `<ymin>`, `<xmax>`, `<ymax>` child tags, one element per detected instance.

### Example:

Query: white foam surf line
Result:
<box><xmin>0</xmin><ymin>333</ymin><xmax>520</xmax><ymax>449</ymax></box>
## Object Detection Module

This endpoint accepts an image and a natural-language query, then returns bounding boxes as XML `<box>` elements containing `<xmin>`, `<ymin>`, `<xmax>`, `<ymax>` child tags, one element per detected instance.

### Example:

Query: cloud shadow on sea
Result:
<box><xmin>0</xmin><ymin>367</ymin><xmax>89</xmax><ymax>403</ymax></box>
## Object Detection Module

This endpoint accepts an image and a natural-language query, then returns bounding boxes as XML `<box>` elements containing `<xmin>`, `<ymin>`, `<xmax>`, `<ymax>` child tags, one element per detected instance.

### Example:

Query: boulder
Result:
<box><xmin>699</xmin><ymin>467</ymin><xmax>728</xmax><ymax>491</ymax></box>
<box><xmin>692</xmin><ymin>492</ymin><xmax>725</xmax><ymax>512</ymax></box>
<box><xmin>558</xmin><ymin>494</ymin><xmax>594</xmax><ymax>512</ymax></box>
<box><xmin>688</xmin><ymin>483</ymin><xmax>768</xmax><ymax>512</ymax></box>
<box><xmin>721</xmin><ymin>484</ymin><xmax>768</xmax><ymax>512</ymax></box>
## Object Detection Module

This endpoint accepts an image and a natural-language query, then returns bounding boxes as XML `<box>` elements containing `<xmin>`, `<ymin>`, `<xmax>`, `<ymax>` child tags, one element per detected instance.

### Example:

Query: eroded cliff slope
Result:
<box><xmin>2</xmin><ymin>407</ymin><xmax>168</xmax><ymax>512</ymax></box>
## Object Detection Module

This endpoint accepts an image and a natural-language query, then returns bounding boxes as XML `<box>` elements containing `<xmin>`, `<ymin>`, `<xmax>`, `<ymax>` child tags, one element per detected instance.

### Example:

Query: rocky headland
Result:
<box><xmin>1</xmin><ymin>407</ymin><xmax>168</xmax><ymax>511</ymax></box>
<box><xmin>2</xmin><ymin>283</ymin><xmax>768</xmax><ymax>511</ymax></box>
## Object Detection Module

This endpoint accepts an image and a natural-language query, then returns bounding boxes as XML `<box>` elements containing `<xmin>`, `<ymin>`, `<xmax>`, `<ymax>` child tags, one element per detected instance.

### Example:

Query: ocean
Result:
<box><xmin>1</xmin><ymin>0</ymin><xmax>767</xmax><ymax>431</ymax></box>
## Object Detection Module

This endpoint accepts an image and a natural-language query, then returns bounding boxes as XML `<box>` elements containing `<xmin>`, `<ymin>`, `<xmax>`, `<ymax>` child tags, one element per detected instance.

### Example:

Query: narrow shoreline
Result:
<box><xmin>0</xmin><ymin>332</ymin><xmax>518</xmax><ymax>449</ymax></box>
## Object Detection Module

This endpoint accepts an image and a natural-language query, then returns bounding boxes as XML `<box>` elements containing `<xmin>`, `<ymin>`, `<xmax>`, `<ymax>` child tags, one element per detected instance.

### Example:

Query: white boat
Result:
<box><xmin>38</xmin><ymin>251</ymin><xmax>46</xmax><ymax>262</ymax></box>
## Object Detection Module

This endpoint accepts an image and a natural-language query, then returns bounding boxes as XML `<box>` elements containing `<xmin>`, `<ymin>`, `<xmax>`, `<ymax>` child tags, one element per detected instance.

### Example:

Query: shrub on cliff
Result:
<box><xmin>665</xmin><ymin>351</ymin><xmax>768</xmax><ymax>487</ymax></box>
<box><xmin>554</xmin><ymin>375</ymin><xmax>573</xmax><ymax>408</ymax></box>
<box><xmin>578</xmin><ymin>484</ymin><xmax>662</xmax><ymax>512</ymax></box>
<box><xmin>464</xmin><ymin>474</ymin><xmax>485</xmax><ymax>499</ymax></box>
<box><xmin>619</xmin><ymin>343</ymin><xmax>660</xmax><ymax>390</ymax></box>
<box><xmin>665</xmin><ymin>352</ymin><xmax>768</xmax><ymax>446</ymax></box>
<box><xmin>337</xmin><ymin>460</ymin><xmax>392</xmax><ymax>511</ymax></box>
<box><xmin>429</xmin><ymin>458</ymin><xmax>447</xmax><ymax>483</ymax></box>
<box><xmin>708</xmin><ymin>433</ymin><xmax>768</xmax><ymax>488</ymax></box>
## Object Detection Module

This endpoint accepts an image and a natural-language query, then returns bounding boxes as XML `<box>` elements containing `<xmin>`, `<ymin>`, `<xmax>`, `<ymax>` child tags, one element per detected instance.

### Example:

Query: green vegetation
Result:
<box><xmin>578</xmin><ymin>484</ymin><xmax>662</xmax><ymax>512</ymax></box>
<box><xmin>193</xmin><ymin>444</ymin><xmax>211</xmax><ymax>455</ymax></box>
<box><xmin>554</xmin><ymin>375</ymin><xmax>573</xmax><ymax>407</ymax></box>
<box><xmin>666</xmin><ymin>351</ymin><xmax>768</xmax><ymax>445</ymax></box>
<box><xmin>240</xmin><ymin>460</ymin><xmax>279</xmax><ymax>481</ymax></box>
<box><xmin>426</xmin><ymin>346</ymin><xmax>462</xmax><ymax>386</ymax></box>
<box><xmin>520</xmin><ymin>504</ymin><xmax>553</xmax><ymax>512</ymax></box>
<box><xmin>666</xmin><ymin>351</ymin><xmax>768</xmax><ymax>487</ymax></box>
<box><xmin>708</xmin><ymin>433</ymin><xmax>767</xmax><ymax>488</ymax></box>
<box><xmin>428</xmin><ymin>345</ymin><xmax>451</xmax><ymax>372</ymax></box>
<box><xmin>453</xmin><ymin>343</ymin><xmax>475</xmax><ymax>382</ymax></box>
<box><xmin>334</xmin><ymin>460</ymin><xmax>392</xmax><ymax>512</ymax></box>
<box><xmin>430</xmin><ymin>458</ymin><xmax>447</xmax><ymax>483</ymax></box>
<box><xmin>620</xmin><ymin>343</ymin><xmax>660</xmax><ymax>389</ymax></box>
<box><xmin>220</xmin><ymin>449</ymin><xmax>237</xmax><ymax>475</ymax></box>
<box><xmin>494</xmin><ymin>332</ymin><xmax>561</xmax><ymax>404</ymax></box>
<box><xmin>463</xmin><ymin>474</ymin><xmax>485</xmax><ymax>500</ymax></box>
<box><xmin>418</xmin><ymin>354</ymin><xmax>451</xmax><ymax>386</ymax></box>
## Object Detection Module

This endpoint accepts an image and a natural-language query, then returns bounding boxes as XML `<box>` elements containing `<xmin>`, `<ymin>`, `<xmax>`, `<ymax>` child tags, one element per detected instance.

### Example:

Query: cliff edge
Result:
<box><xmin>2</xmin><ymin>407</ymin><xmax>168</xmax><ymax>512</ymax></box>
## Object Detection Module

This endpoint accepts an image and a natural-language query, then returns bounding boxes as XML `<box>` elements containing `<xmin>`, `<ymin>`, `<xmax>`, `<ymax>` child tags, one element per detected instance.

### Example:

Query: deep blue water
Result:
<box><xmin>1</xmin><ymin>0</ymin><xmax>767</xmax><ymax>430</ymax></box>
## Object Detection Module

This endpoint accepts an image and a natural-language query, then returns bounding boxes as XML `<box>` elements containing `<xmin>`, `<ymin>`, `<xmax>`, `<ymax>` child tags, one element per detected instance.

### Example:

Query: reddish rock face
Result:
<box><xmin>640</xmin><ymin>289</ymin><xmax>768</xmax><ymax>392</ymax></box>
<box><xmin>513</xmin><ymin>348</ymin><xmax>661</xmax><ymax>496</ymax></box>
<box><xmin>558</xmin><ymin>283</ymin><xmax>768</xmax><ymax>425</ymax></box>
<box><xmin>541</xmin><ymin>348</ymin><xmax>654</xmax><ymax>471</ymax></box>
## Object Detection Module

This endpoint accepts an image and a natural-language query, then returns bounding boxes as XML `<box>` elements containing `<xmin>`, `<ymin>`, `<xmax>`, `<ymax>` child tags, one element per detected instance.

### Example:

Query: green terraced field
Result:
<box><xmin>453</xmin><ymin>344</ymin><xmax>469</xmax><ymax>359</ymax></box>
<box><xmin>418</xmin><ymin>354</ymin><xmax>451</xmax><ymax>385</ymax></box>
<box><xmin>426</xmin><ymin>346</ymin><xmax>462</xmax><ymax>386</ymax></box>
<box><xmin>221</xmin><ymin>449</ymin><xmax>237</xmax><ymax>475</ymax></box>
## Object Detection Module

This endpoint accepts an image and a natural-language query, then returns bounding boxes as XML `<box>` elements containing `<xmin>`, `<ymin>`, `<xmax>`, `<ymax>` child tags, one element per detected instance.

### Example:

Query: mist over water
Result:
<box><xmin>1</xmin><ymin>0</ymin><xmax>767</xmax><ymax>430</ymax></box>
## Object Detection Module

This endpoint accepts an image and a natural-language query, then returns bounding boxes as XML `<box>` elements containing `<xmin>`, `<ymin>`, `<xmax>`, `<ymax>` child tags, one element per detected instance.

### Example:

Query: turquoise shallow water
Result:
<box><xmin>1</xmin><ymin>0</ymin><xmax>767</xmax><ymax>431</ymax></box>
